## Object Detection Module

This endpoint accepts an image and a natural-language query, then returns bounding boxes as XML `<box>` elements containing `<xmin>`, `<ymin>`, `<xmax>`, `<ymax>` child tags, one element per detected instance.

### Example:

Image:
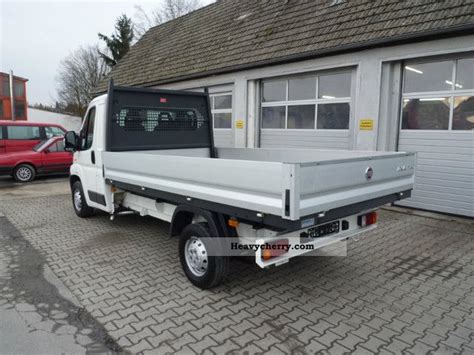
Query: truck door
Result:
<box><xmin>76</xmin><ymin>106</ymin><xmax>104</xmax><ymax>207</ymax></box>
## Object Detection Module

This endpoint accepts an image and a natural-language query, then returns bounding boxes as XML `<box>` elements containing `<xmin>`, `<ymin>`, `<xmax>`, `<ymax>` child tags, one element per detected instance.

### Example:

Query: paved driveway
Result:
<box><xmin>0</xmin><ymin>188</ymin><xmax>473</xmax><ymax>354</ymax></box>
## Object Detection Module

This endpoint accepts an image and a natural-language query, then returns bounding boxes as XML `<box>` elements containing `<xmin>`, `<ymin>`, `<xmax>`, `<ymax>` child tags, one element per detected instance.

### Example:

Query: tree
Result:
<box><xmin>134</xmin><ymin>0</ymin><xmax>203</xmax><ymax>38</ymax></box>
<box><xmin>98</xmin><ymin>14</ymin><xmax>134</xmax><ymax>67</ymax></box>
<box><xmin>56</xmin><ymin>45</ymin><xmax>109</xmax><ymax>117</ymax></box>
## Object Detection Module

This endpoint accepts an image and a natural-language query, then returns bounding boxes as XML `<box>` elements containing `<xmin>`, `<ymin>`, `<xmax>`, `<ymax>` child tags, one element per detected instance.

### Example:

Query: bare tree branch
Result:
<box><xmin>56</xmin><ymin>45</ymin><xmax>109</xmax><ymax>117</ymax></box>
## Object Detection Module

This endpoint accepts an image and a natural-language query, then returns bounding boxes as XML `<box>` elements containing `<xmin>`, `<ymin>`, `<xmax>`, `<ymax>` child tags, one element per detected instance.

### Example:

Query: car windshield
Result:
<box><xmin>33</xmin><ymin>139</ymin><xmax>53</xmax><ymax>152</ymax></box>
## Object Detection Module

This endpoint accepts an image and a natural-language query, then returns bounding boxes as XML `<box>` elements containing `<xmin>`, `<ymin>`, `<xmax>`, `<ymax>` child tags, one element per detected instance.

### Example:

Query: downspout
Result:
<box><xmin>9</xmin><ymin>70</ymin><xmax>15</xmax><ymax>121</ymax></box>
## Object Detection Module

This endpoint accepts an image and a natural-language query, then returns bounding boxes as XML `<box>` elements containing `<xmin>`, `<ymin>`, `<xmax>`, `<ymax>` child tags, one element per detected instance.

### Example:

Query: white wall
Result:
<box><xmin>28</xmin><ymin>108</ymin><xmax>82</xmax><ymax>132</ymax></box>
<box><xmin>152</xmin><ymin>34</ymin><xmax>474</xmax><ymax>151</ymax></box>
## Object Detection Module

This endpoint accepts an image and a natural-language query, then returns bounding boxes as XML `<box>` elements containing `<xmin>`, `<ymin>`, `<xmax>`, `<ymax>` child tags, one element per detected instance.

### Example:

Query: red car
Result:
<box><xmin>0</xmin><ymin>136</ymin><xmax>72</xmax><ymax>182</ymax></box>
<box><xmin>0</xmin><ymin>120</ymin><xmax>67</xmax><ymax>154</ymax></box>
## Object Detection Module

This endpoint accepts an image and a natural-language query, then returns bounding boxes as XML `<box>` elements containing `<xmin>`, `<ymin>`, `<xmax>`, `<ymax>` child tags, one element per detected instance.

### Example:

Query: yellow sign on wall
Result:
<box><xmin>359</xmin><ymin>119</ymin><xmax>374</xmax><ymax>131</ymax></box>
<box><xmin>236</xmin><ymin>120</ymin><xmax>244</xmax><ymax>129</ymax></box>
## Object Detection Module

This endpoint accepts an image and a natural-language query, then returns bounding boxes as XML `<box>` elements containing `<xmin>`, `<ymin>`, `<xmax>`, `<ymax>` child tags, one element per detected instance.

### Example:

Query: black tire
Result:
<box><xmin>71</xmin><ymin>181</ymin><xmax>94</xmax><ymax>218</ymax></box>
<box><xmin>13</xmin><ymin>164</ymin><xmax>36</xmax><ymax>182</ymax></box>
<box><xmin>179</xmin><ymin>222</ymin><xmax>229</xmax><ymax>289</ymax></box>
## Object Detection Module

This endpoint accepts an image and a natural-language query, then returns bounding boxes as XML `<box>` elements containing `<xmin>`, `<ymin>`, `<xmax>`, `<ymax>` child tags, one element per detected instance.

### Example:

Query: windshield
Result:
<box><xmin>33</xmin><ymin>139</ymin><xmax>53</xmax><ymax>152</ymax></box>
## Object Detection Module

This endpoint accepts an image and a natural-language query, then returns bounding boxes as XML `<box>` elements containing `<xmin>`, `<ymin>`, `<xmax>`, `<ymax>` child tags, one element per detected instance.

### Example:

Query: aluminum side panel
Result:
<box><xmin>103</xmin><ymin>152</ymin><xmax>285</xmax><ymax>216</ymax></box>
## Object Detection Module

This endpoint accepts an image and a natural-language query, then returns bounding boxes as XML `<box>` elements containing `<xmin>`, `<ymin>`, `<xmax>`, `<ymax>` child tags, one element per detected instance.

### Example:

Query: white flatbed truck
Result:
<box><xmin>64</xmin><ymin>81</ymin><xmax>415</xmax><ymax>288</ymax></box>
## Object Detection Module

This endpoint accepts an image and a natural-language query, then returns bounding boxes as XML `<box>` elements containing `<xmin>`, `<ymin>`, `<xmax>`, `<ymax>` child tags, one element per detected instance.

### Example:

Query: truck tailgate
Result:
<box><xmin>296</xmin><ymin>153</ymin><xmax>415</xmax><ymax>219</ymax></box>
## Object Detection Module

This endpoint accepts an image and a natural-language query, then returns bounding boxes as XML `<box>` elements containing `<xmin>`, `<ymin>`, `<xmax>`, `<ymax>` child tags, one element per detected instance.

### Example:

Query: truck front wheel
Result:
<box><xmin>71</xmin><ymin>181</ymin><xmax>94</xmax><ymax>218</ymax></box>
<box><xmin>179</xmin><ymin>223</ymin><xmax>229</xmax><ymax>289</ymax></box>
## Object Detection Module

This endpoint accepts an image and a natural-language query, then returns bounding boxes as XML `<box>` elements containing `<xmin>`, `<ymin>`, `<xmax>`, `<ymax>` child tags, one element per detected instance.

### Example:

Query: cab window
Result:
<box><xmin>80</xmin><ymin>107</ymin><xmax>96</xmax><ymax>150</ymax></box>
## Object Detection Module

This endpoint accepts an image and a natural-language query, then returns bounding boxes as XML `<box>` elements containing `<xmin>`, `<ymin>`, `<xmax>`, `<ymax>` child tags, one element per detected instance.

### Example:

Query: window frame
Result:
<box><xmin>260</xmin><ymin>70</ymin><xmax>353</xmax><ymax>131</ymax></box>
<box><xmin>210</xmin><ymin>92</ymin><xmax>233</xmax><ymax>130</ymax></box>
<box><xmin>400</xmin><ymin>57</ymin><xmax>474</xmax><ymax>131</ymax></box>
<box><xmin>80</xmin><ymin>106</ymin><xmax>96</xmax><ymax>150</ymax></box>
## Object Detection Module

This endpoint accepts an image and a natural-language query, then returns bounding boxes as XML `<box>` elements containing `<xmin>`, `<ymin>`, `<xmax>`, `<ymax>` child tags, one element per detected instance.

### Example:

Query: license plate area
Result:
<box><xmin>301</xmin><ymin>221</ymin><xmax>340</xmax><ymax>243</ymax></box>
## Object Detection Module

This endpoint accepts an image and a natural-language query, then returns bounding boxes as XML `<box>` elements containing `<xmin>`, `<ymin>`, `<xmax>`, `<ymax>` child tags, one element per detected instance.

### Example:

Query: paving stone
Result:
<box><xmin>127</xmin><ymin>338</ymin><xmax>153</xmax><ymax>354</ymax></box>
<box><xmin>408</xmin><ymin>340</ymin><xmax>436</xmax><ymax>354</ymax></box>
<box><xmin>55</xmin><ymin>324</ymin><xmax>78</xmax><ymax>335</ymax></box>
<box><xmin>187</xmin><ymin>336</ymin><xmax>219</xmax><ymax>353</ymax></box>
<box><xmin>359</xmin><ymin>335</ymin><xmax>388</xmax><ymax>353</ymax></box>
<box><xmin>15</xmin><ymin>303</ymin><xmax>36</xmax><ymax>312</ymax></box>
<box><xmin>21</xmin><ymin>311</ymin><xmax>43</xmax><ymax>324</ymax></box>
<box><xmin>2</xmin><ymin>195</ymin><xmax>473</xmax><ymax>354</ymax></box>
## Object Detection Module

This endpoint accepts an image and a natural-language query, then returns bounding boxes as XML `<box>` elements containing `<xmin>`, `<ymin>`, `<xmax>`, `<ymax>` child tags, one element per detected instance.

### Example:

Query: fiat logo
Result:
<box><xmin>365</xmin><ymin>167</ymin><xmax>374</xmax><ymax>180</ymax></box>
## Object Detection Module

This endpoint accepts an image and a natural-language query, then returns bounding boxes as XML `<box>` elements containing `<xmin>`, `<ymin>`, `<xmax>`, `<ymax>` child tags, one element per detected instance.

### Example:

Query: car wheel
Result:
<box><xmin>71</xmin><ymin>181</ymin><xmax>94</xmax><ymax>218</ymax></box>
<box><xmin>13</xmin><ymin>164</ymin><xmax>36</xmax><ymax>183</ymax></box>
<box><xmin>179</xmin><ymin>222</ymin><xmax>229</xmax><ymax>289</ymax></box>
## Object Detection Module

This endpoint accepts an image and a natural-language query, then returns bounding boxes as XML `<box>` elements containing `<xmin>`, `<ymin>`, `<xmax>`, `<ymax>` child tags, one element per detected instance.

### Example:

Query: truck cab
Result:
<box><xmin>69</xmin><ymin>95</ymin><xmax>112</xmax><ymax>212</ymax></box>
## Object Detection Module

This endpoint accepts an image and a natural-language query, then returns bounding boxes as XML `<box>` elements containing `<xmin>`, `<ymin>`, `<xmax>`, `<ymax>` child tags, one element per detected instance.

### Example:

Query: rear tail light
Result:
<box><xmin>262</xmin><ymin>239</ymin><xmax>289</xmax><ymax>260</ymax></box>
<box><xmin>358</xmin><ymin>211</ymin><xmax>377</xmax><ymax>227</ymax></box>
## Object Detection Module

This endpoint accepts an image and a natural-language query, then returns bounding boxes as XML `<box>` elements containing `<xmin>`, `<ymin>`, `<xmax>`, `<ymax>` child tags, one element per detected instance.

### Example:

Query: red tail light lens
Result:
<box><xmin>358</xmin><ymin>211</ymin><xmax>377</xmax><ymax>227</ymax></box>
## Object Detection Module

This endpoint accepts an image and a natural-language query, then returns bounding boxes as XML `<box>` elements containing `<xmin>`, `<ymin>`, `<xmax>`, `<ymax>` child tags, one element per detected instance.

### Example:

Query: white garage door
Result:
<box><xmin>259</xmin><ymin>70</ymin><xmax>354</xmax><ymax>150</ymax></box>
<box><xmin>398</xmin><ymin>57</ymin><xmax>474</xmax><ymax>217</ymax></box>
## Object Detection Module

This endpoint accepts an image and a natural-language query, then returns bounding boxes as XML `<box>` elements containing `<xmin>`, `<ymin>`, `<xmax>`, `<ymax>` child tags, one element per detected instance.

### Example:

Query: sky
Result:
<box><xmin>0</xmin><ymin>0</ymin><xmax>213</xmax><ymax>105</ymax></box>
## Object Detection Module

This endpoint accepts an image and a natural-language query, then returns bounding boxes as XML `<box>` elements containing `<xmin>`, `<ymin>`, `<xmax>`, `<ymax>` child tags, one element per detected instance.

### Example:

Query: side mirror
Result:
<box><xmin>64</xmin><ymin>131</ymin><xmax>79</xmax><ymax>152</ymax></box>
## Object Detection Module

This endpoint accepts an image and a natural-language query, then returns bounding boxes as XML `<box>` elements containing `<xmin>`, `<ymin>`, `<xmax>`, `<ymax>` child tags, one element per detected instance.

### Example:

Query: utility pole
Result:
<box><xmin>9</xmin><ymin>70</ymin><xmax>15</xmax><ymax>121</ymax></box>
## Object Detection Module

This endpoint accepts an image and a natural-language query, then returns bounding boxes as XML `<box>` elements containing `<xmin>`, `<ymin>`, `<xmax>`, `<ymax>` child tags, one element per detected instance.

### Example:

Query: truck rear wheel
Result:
<box><xmin>72</xmin><ymin>181</ymin><xmax>94</xmax><ymax>218</ymax></box>
<box><xmin>179</xmin><ymin>223</ymin><xmax>229</xmax><ymax>289</ymax></box>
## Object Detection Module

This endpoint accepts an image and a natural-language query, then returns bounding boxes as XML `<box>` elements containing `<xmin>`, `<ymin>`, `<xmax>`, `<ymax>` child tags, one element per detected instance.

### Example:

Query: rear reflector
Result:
<box><xmin>358</xmin><ymin>211</ymin><xmax>377</xmax><ymax>227</ymax></box>
<box><xmin>228</xmin><ymin>218</ymin><xmax>239</xmax><ymax>228</ymax></box>
<box><xmin>262</xmin><ymin>239</ymin><xmax>289</xmax><ymax>260</ymax></box>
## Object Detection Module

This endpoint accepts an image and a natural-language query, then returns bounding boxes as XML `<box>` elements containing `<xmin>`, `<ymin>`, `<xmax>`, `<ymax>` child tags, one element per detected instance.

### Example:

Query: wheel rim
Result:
<box><xmin>184</xmin><ymin>236</ymin><xmax>208</xmax><ymax>277</ymax></box>
<box><xmin>73</xmin><ymin>189</ymin><xmax>82</xmax><ymax>211</ymax></box>
<box><xmin>16</xmin><ymin>167</ymin><xmax>32</xmax><ymax>181</ymax></box>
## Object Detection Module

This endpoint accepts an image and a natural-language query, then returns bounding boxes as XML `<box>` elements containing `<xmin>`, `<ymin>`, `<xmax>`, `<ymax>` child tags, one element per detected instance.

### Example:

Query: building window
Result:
<box><xmin>210</xmin><ymin>93</ymin><xmax>232</xmax><ymax>129</ymax></box>
<box><xmin>402</xmin><ymin>57</ymin><xmax>474</xmax><ymax>131</ymax></box>
<box><xmin>261</xmin><ymin>71</ymin><xmax>352</xmax><ymax>130</ymax></box>
<box><xmin>14</xmin><ymin>102</ymin><xmax>26</xmax><ymax>119</ymax></box>
<box><xmin>13</xmin><ymin>81</ymin><xmax>25</xmax><ymax>98</ymax></box>
<box><xmin>1</xmin><ymin>79</ymin><xmax>9</xmax><ymax>97</ymax></box>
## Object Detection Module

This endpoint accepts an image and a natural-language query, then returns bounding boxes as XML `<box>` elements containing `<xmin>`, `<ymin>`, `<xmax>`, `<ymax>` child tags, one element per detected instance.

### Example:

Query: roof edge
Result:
<box><xmin>98</xmin><ymin>22</ymin><xmax>474</xmax><ymax>93</ymax></box>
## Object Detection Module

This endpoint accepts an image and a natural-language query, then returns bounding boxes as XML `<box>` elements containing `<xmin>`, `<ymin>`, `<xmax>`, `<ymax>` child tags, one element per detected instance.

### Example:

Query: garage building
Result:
<box><xmin>98</xmin><ymin>0</ymin><xmax>474</xmax><ymax>217</ymax></box>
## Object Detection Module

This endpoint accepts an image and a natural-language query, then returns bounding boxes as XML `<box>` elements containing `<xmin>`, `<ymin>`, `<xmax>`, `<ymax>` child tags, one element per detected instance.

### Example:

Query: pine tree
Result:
<box><xmin>98</xmin><ymin>14</ymin><xmax>134</xmax><ymax>67</ymax></box>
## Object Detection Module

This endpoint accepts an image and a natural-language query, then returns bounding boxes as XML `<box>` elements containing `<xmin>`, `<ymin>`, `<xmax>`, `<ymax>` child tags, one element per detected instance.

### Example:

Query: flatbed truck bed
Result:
<box><xmin>64</xmin><ymin>82</ymin><xmax>415</xmax><ymax>288</ymax></box>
